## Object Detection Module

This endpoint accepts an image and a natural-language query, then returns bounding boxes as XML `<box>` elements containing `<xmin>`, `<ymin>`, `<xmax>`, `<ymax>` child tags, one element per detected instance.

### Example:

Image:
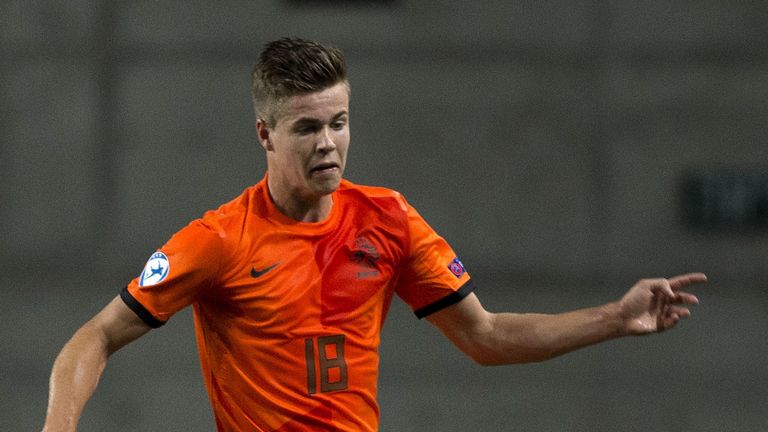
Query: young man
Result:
<box><xmin>43</xmin><ymin>38</ymin><xmax>706</xmax><ymax>432</ymax></box>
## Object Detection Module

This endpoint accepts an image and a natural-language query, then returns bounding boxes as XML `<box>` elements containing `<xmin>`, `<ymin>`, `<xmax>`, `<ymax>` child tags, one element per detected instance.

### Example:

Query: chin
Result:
<box><xmin>311</xmin><ymin>178</ymin><xmax>341</xmax><ymax>196</ymax></box>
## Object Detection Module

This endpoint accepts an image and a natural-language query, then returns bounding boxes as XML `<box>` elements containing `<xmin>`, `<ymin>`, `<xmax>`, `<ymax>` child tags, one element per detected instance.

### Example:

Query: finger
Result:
<box><xmin>669</xmin><ymin>272</ymin><xmax>707</xmax><ymax>288</ymax></box>
<box><xmin>672</xmin><ymin>291</ymin><xmax>699</xmax><ymax>305</ymax></box>
<box><xmin>659</xmin><ymin>308</ymin><xmax>689</xmax><ymax>330</ymax></box>
<box><xmin>667</xmin><ymin>305</ymin><xmax>691</xmax><ymax>318</ymax></box>
<box><xmin>668</xmin><ymin>273</ymin><xmax>708</xmax><ymax>290</ymax></box>
<box><xmin>651</xmin><ymin>279</ymin><xmax>675</xmax><ymax>299</ymax></box>
<box><xmin>659</xmin><ymin>306</ymin><xmax>692</xmax><ymax>331</ymax></box>
<box><xmin>660</xmin><ymin>314</ymin><xmax>679</xmax><ymax>331</ymax></box>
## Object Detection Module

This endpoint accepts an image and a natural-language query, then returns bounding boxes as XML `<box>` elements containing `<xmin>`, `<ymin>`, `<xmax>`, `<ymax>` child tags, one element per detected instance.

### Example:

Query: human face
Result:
<box><xmin>258</xmin><ymin>82</ymin><xmax>350</xmax><ymax>203</ymax></box>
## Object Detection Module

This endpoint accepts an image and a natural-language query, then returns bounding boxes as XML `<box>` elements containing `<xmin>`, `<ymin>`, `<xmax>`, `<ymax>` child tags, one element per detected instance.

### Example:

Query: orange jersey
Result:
<box><xmin>122</xmin><ymin>175</ymin><xmax>473</xmax><ymax>431</ymax></box>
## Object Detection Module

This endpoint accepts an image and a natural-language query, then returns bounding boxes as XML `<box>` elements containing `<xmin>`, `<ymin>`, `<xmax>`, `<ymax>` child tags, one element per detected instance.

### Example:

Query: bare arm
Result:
<box><xmin>427</xmin><ymin>273</ymin><xmax>706</xmax><ymax>366</ymax></box>
<box><xmin>42</xmin><ymin>296</ymin><xmax>152</xmax><ymax>432</ymax></box>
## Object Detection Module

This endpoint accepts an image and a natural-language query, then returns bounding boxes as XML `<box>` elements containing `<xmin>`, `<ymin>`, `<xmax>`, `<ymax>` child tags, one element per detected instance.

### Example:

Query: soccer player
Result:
<box><xmin>42</xmin><ymin>37</ymin><xmax>706</xmax><ymax>432</ymax></box>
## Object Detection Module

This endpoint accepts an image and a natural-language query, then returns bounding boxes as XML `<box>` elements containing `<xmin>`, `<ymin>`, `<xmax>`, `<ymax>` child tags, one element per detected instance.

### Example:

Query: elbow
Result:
<box><xmin>471</xmin><ymin>354</ymin><xmax>503</xmax><ymax>367</ymax></box>
<box><xmin>470</xmin><ymin>351</ymin><xmax>553</xmax><ymax>366</ymax></box>
<box><xmin>465</xmin><ymin>349</ymin><xmax>494</xmax><ymax>366</ymax></box>
<box><xmin>463</xmin><ymin>344</ymin><xmax>518</xmax><ymax>366</ymax></box>
<box><xmin>463</xmin><ymin>340</ymin><xmax>557</xmax><ymax>366</ymax></box>
<box><xmin>456</xmin><ymin>317</ymin><xmax>534</xmax><ymax>366</ymax></box>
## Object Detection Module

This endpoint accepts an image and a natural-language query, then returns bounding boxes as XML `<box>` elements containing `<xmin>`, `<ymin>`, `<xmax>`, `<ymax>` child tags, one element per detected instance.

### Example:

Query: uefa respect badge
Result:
<box><xmin>448</xmin><ymin>257</ymin><xmax>466</xmax><ymax>278</ymax></box>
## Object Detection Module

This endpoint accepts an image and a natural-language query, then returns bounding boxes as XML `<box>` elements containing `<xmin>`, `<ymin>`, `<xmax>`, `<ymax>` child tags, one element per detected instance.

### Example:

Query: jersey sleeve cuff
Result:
<box><xmin>120</xmin><ymin>286</ymin><xmax>166</xmax><ymax>328</ymax></box>
<box><xmin>414</xmin><ymin>279</ymin><xmax>475</xmax><ymax>319</ymax></box>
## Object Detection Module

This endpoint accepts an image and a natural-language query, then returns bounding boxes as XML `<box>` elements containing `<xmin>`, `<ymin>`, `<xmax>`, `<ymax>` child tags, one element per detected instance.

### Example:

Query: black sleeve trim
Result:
<box><xmin>120</xmin><ymin>286</ymin><xmax>166</xmax><ymax>328</ymax></box>
<box><xmin>414</xmin><ymin>279</ymin><xmax>476</xmax><ymax>319</ymax></box>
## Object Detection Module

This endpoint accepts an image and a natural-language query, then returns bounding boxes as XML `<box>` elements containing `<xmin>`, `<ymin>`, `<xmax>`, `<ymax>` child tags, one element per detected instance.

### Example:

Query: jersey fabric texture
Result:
<box><xmin>122</xmin><ymin>175</ymin><xmax>474</xmax><ymax>432</ymax></box>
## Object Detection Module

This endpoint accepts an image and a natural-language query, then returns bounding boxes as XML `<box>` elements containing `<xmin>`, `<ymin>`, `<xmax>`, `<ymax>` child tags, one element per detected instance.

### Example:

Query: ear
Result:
<box><xmin>256</xmin><ymin>119</ymin><xmax>274</xmax><ymax>151</ymax></box>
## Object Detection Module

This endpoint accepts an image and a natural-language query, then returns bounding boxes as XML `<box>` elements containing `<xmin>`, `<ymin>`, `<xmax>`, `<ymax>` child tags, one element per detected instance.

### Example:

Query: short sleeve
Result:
<box><xmin>395</xmin><ymin>203</ymin><xmax>474</xmax><ymax>319</ymax></box>
<box><xmin>122</xmin><ymin>218</ymin><xmax>224</xmax><ymax>326</ymax></box>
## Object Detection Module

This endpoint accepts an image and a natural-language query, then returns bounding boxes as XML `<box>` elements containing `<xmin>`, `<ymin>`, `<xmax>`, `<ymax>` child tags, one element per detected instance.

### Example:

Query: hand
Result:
<box><xmin>618</xmin><ymin>273</ymin><xmax>707</xmax><ymax>335</ymax></box>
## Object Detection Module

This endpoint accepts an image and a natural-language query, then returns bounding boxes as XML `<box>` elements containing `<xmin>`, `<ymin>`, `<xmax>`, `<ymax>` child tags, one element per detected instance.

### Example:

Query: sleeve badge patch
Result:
<box><xmin>139</xmin><ymin>251</ymin><xmax>170</xmax><ymax>287</ymax></box>
<box><xmin>448</xmin><ymin>257</ymin><xmax>466</xmax><ymax>278</ymax></box>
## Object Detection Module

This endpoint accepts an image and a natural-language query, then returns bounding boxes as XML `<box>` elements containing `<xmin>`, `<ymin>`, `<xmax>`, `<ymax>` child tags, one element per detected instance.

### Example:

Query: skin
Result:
<box><xmin>43</xmin><ymin>297</ymin><xmax>150</xmax><ymax>432</ymax></box>
<box><xmin>43</xmin><ymin>83</ymin><xmax>353</xmax><ymax>431</ymax></box>
<box><xmin>256</xmin><ymin>81</ymin><xmax>350</xmax><ymax>223</ymax></box>
<box><xmin>428</xmin><ymin>274</ymin><xmax>705</xmax><ymax>365</ymax></box>
<box><xmin>41</xmin><ymin>80</ymin><xmax>707</xmax><ymax>431</ymax></box>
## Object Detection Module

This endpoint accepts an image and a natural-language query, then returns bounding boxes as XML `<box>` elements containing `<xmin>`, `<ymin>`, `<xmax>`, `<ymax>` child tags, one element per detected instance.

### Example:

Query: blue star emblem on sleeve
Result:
<box><xmin>139</xmin><ymin>252</ymin><xmax>171</xmax><ymax>287</ymax></box>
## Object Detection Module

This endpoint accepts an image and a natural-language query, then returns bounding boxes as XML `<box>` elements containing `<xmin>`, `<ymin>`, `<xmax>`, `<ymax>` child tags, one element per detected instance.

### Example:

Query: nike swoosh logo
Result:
<box><xmin>251</xmin><ymin>263</ymin><xmax>279</xmax><ymax>278</ymax></box>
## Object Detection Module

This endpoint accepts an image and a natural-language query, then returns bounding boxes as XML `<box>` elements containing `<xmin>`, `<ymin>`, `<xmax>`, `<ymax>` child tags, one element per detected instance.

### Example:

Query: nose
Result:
<box><xmin>316</xmin><ymin>126</ymin><xmax>337</xmax><ymax>153</ymax></box>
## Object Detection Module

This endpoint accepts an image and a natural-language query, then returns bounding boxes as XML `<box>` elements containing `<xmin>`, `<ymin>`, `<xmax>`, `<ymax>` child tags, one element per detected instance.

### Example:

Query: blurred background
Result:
<box><xmin>2</xmin><ymin>1</ymin><xmax>767</xmax><ymax>431</ymax></box>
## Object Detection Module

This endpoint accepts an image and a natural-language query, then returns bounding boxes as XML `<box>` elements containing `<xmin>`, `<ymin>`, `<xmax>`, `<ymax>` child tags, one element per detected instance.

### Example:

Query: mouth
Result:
<box><xmin>310</xmin><ymin>161</ymin><xmax>340</xmax><ymax>175</ymax></box>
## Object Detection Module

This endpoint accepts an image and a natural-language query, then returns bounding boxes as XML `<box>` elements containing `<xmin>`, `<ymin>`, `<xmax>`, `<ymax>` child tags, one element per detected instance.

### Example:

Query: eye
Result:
<box><xmin>331</xmin><ymin>119</ymin><xmax>347</xmax><ymax>131</ymax></box>
<box><xmin>294</xmin><ymin>124</ymin><xmax>319</xmax><ymax>135</ymax></box>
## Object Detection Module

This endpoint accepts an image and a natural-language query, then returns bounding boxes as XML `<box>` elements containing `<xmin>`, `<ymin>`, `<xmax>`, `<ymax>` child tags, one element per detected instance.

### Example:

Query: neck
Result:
<box><xmin>267</xmin><ymin>180</ymin><xmax>334</xmax><ymax>223</ymax></box>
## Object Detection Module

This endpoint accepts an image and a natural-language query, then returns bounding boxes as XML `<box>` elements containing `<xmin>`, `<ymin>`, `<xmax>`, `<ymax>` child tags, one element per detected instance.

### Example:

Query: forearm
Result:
<box><xmin>473</xmin><ymin>302</ymin><xmax>625</xmax><ymax>365</ymax></box>
<box><xmin>431</xmin><ymin>275</ymin><xmax>705</xmax><ymax>366</ymax></box>
<box><xmin>43</xmin><ymin>322</ymin><xmax>111</xmax><ymax>432</ymax></box>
